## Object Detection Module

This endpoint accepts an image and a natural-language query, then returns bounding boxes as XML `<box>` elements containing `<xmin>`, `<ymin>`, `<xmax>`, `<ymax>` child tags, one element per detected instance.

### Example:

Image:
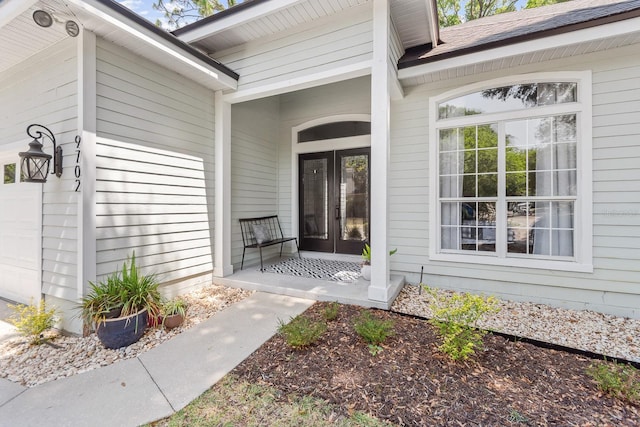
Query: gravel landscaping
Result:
<box><xmin>392</xmin><ymin>284</ymin><xmax>640</xmax><ymax>363</ymax></box>
<box><xmin>0</xmin><ymin>284</ymin><xmax>252</xmax><ymax>387</ymax></box>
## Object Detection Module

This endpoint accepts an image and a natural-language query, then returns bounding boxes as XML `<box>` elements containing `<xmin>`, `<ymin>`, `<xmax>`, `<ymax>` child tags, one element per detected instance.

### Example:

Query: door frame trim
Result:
<box><xmin>291</xmin><ymin>114</ymin><xmax>371</xmax><ymax>248</ymax></box>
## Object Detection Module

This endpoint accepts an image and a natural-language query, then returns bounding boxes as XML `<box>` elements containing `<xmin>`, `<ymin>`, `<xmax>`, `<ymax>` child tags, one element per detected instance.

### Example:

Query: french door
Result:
<box><xmin>299</xmin><ymin>148</ymin><xmax>370</xmax><ymax>254</ymax></box>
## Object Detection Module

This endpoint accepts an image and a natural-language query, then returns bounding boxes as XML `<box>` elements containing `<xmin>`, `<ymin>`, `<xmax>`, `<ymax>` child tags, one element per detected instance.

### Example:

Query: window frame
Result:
<box><xmin>429</xmin><ymin>72</ymin><xmax>593</xmax><ymax>273</ymax></box>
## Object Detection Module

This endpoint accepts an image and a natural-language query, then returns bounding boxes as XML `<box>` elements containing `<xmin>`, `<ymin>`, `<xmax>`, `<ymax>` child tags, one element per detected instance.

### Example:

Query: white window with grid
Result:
<box><xmin>429</xmin><ymin>72</ymin><xmax>593</xmax><ymax>272</ymax></box>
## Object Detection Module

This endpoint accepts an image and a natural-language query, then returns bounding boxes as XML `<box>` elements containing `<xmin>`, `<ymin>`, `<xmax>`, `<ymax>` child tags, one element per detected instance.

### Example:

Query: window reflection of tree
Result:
<box><xmin>439</xmin><ymin>84</ymin><xmax>578</xmax><ymax>257</ymax></box>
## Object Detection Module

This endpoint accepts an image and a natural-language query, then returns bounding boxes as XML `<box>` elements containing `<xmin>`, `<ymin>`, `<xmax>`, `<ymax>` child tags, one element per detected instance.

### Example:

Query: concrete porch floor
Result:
<box><xmin>215</xmin><ymin>256</ymin><xmax>405</xmax><ymax>310</ymax></box>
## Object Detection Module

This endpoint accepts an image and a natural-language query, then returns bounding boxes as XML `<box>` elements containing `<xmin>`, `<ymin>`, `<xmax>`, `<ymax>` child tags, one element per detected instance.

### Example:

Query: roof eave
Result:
<box><xmin>70</xmin><ymin>0</ymin><xmax>239</xmax><ymax>87</ymax></box>
<box><xmin>174</xmin><ymin>0</ymin><xmax>303</xmax><ymax>44</ymax></box>
<box><xmin>398</xmin><ymin>14</ymin><xmax>640</xmax><ymax>81</ymax></box>
<box><xmin>398</xmin><ymin>5</ymin><xmax>640</xmax><ymax>71</ymax></box>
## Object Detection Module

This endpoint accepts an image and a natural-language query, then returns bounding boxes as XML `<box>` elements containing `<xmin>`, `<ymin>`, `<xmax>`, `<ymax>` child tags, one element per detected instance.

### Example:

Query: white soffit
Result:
<box><xmin>0</xmin><ymin>0</ymin><xmax>69</xmax><ymax>75</ymax></box>
<box><xmin>176</xmin><ymin>0</ymin><xmax>434</xmax><ymax>54</ymax></box>
<box><xmin>0</xmin><ymin>0</ymin><xmax>238</xmax><ymax>91</ymax></box>
<box><xmin>398</xmin><ymin>17</ymin><xmax>640</xmax><ymax>87</ymax></box>
<box><xmin>390</xmin><ymin>0</ymin><xmax>436</xmax><ymax>49</ymax></box>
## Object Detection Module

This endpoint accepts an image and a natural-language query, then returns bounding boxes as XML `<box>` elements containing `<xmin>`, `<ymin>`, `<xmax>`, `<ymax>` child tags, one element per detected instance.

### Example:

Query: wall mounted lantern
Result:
<box><xmin>19</xmin><ymin>124</ymin><xmax>63</xmax><ymax>183</ymax></box>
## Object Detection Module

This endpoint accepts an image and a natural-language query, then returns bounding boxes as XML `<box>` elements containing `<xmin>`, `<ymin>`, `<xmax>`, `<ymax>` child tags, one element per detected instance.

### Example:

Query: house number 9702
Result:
<box><xmin>74</xmin><ymin>135</ymin><xmax>81</xmax><ymax>192</ymax></box>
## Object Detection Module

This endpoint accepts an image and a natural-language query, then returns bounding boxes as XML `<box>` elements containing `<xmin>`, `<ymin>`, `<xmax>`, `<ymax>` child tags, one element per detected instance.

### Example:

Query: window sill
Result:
<box><xmin>429</xmin><ymin>253</ymin><xmax>593</xmax><ymax>273</ymax></box>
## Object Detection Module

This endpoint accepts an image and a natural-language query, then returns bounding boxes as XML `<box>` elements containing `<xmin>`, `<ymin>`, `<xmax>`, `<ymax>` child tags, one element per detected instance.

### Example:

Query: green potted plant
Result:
<box><xmin>161</xmin><ymin>298</ymin><xmax>188</xmax><ymax>330</ymax></box>
<box><xmin>361</xmin><ymin>244</ymin><xmax>397</xmax><ymax>281</ymax></box>
<box><xmin>80</xmin><ymin>252</ymin><xmax>161</xmax><ymax>349</ymax></box>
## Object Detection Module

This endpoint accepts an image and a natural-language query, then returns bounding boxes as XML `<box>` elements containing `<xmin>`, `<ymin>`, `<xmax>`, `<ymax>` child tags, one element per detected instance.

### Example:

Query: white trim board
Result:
<box><xmin>176</xmin><ymin>0</ymin><xmax>308</xmax><ymax>43</ymax></box>
<box><xmin>223</xmin><ymin>61</ymin><xmax>372</xmax><ymax>105</ymax></box>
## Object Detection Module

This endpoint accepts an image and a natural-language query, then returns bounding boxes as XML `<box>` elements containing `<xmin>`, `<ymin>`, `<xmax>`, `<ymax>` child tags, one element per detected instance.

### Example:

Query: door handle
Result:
<box><xmin>335</xmin><ymin>205</ymin><xmax>340</xmax><ymax>220</ymax></box>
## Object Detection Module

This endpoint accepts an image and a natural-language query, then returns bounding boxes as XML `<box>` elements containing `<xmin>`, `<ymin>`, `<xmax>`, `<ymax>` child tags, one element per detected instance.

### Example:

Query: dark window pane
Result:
<box><xmin>478</xmin><ymin>149</ymin><xmax>497</xmax><ymax>173</ymax></box>
<box><xmin>477</xmin><ymin>174</ymin><xmax>497</xmax><ymax>197</ymax></box>
<box><xmin>506</xmin><ymin>172</ymin><xmax>526</xmax><ymax>197</ymax></box>
<box><xmin>340</xmin><ymin>154</ymin><xmax>369</xmax><ymax>242</ymax></box>
<box><xmin>302</xmin><ymin>158</ymin><xmax>328</xmax><ymax>239</ymax></box>
<box><xmin>464</xmin><ymin>150</ymin><xmax>476</xmax><ymax>174</ymax></box>
<box><xmin>462</xmin><ymin>175</ymin><xmax>476</xmax><ymax>197</ymax></box>
<box><xmin>298</xmin><ymin>121</ymin><xmax>370</xmax><ymax>142</ymax></box>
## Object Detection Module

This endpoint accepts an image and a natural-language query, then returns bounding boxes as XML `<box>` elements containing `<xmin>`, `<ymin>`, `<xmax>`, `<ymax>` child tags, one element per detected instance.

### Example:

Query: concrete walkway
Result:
<box><xmin>0</xmin><ymin>292</ymin><xmax>314</xmax><ymax>427</ymax></box>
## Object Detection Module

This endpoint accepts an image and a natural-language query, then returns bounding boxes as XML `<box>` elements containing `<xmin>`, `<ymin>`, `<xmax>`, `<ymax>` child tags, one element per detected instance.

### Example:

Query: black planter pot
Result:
<box><xmin>96</xmin><ymin>309</ymin><xmax>148</xmax><ymax>349</ymax></box>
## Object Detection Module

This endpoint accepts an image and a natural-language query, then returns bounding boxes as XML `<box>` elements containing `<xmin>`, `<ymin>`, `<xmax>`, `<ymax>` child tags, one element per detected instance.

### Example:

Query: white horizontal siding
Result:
<box><xmin>215</xmin><ymin>2</ymin><xmax>372</xmax><ymax>93</ymax></box>
<box><xmin>389</xmin><ymin>43</ymin><xmax>640</xmax><ymax>318</ymax></box>
<box><xmin>95</xmin><ymin>38</ymin><xmax>215</xmax><ymax>286</ymax></box>
<box><xmin>231</xmin><ymin>97</ymin><xmax>281</xmax><ymax>268</ymax></box>
<box><xmin>0</xmin><ymin>37</ymin><xmax>79</xmax><ymax>302</ymax></box>
<box><xmin>388</xmin><ymin>18</ymin><xmax>403</xmax><ymax>71</ymax></box>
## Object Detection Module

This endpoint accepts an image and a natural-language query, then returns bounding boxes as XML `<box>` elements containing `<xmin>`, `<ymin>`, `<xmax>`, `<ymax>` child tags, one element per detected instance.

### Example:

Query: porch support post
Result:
<box><xmin>369</xmin><ymin>0</ymin><xmax>391</xmax><ymax>302</ymax></box>
<box><xmin>76</xmin><ymin>29</ymin><xmax>97</xmax><ymax>335</ymax></box>
<box><xmin>214</xmin><ymin>91</ymin><xmax>233</xmax><ymax>277</ymax></box>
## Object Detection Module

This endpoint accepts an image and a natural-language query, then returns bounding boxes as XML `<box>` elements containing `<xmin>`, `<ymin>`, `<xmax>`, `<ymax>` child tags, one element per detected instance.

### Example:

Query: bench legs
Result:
<box><xmin>244</xmin><ymin>240</ymin><xmax>300</xmax><ymax>273</ymax></box>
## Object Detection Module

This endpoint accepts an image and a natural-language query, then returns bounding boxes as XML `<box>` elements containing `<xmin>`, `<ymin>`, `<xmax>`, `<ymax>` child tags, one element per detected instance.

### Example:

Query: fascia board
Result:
<box><xmin>175</xmin><ymin>0</ymin><xmax>306</xmax><ymax>43</ymax></box>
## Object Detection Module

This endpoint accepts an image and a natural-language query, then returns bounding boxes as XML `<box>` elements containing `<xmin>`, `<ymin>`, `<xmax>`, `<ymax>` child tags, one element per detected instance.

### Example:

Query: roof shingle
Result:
<box><xmin>399</xmin><ymin>0</ymin><xmax>640</xmax><ymax>69</ymax></box>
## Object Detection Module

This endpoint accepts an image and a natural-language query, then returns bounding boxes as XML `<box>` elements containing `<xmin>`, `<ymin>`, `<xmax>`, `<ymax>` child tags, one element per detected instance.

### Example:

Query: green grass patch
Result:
<box><xmin>150</xmin><ymin>376</ymin><xmax>392</xmax><ymax>426</ymax></box>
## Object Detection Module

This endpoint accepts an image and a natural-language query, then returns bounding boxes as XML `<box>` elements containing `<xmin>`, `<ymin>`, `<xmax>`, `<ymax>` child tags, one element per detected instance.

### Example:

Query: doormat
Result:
<box><xmin>263</xmin><ymin>258</ymin><xmax>362</xmax><ymax>283</ymax></box>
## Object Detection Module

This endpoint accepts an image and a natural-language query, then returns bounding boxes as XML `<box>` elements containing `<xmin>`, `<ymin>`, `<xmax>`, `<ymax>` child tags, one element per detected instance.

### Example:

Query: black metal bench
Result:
<box><xmin>239</xmin><ymin>215</ymin><xmax>300</xmax><ymax>271</ymax></box>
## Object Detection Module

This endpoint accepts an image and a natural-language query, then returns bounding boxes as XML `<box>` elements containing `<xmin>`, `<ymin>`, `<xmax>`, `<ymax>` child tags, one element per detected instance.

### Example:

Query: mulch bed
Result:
<box><xmin>232</xmin><ymin>302</ymin><xmax>640</xmax><ymax>426</ymax></box>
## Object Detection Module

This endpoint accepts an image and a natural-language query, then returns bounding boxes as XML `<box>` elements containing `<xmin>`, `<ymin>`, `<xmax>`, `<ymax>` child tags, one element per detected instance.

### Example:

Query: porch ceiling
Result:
<box><xmin>175</xmin><ymin>0</ymin><xmax>436</xmax><ymax>54</ymax></box>
<box><xmin>0</xmin><ymin>0</ymin><xmax>237</xmax><ymax>91</ymax></box>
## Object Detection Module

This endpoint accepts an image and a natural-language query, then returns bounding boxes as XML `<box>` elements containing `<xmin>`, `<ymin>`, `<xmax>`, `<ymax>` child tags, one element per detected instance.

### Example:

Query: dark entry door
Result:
<box><xmin>299</xmin><ymin>148</ymin><xmax>370</xmax><ymax>254</ymax></box>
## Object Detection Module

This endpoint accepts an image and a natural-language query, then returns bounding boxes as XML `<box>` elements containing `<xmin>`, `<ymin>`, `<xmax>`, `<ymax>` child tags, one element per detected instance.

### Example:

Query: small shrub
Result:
<box><xmin>8</xmin><ymin>299</ymin><xmax>58</xmax><ymax>345</ymax></box>
<box><xmin>424</xmin><ymin>285</ymin><xmax>500</xmax><ymax>361</ymax></box>
<box><xmin>507</xmin><ymin>409</ymin><xmax>529</xmax><ymax>424</ymax></box>
<box><xmin>368</xmin><ymin>344</ymin><xmax>384</xmax><ymax>356</ymax></box>
<box><xmin>278</xmin><ymin>315</ymin><xmax>326</xmax><ymax>349</ymax></box>
<box><xmin>322</xmin><ymin>302</ymin><xmax>340</xmax><ymax>322</ymax></box>
<box><xmin>587</xmin><ymin>359</ymin><xmax>640</xmax><ymax>403</ymax></box>
<box><xmin>353</xmin><ymin>310</ymin><xmax>394</xmax><ymax>346</ymax></box>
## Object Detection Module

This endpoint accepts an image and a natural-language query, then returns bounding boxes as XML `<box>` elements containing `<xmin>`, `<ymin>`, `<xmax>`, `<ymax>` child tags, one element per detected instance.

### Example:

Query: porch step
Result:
<box><xmin>215</xmin><ymin>270</ymin><xmax>405</xmax><ymax>310</ymax></box>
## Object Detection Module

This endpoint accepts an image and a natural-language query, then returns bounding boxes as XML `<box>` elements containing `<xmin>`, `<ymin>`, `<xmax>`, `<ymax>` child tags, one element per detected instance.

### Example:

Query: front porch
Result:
<box><xmin>216</xmin><ymin>254</ymin><xmax>405</xmax><ymax>309</ymax></box>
